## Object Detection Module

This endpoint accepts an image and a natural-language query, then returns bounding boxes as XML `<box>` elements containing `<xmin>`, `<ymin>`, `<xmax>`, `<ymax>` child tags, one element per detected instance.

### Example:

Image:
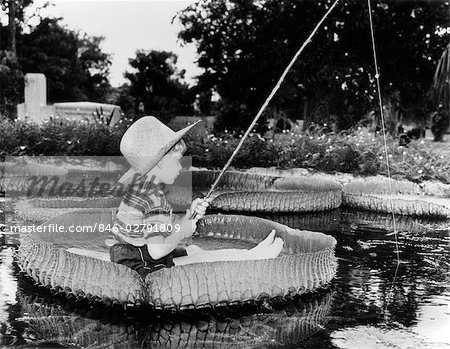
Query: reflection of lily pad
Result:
<box><xmin>342</xmin><ymin>210</ymin><xmax>448</xmax><ymax>234</ymax></box>
<box><xmin>17</xmin><ymin>283</ymin><xmax>334</xmax><ymax>348</ymax></box>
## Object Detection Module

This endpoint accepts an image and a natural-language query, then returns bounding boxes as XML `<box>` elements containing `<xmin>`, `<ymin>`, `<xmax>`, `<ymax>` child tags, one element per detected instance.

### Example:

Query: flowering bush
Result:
<box><xmin>186</xmin><ymin>125</ymin><xmax>450</xmax><ymax>183</ymax></box>
<box><xmin>1</xmin><ymin>117</ymin><xmax>449</xmax><ymax>184</ymax></box>
<box><xmin>0</xmin><ymin>117</ymin><xmax>133</xmax><ymax>156</ymax></box>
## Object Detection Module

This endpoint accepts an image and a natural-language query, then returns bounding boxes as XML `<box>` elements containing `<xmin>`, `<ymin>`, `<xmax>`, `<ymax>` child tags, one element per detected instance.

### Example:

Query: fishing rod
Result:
<box><xmin>192</xmin><ymin>0</ymin><xmax>340</xmax><ymax>219</ymax></box>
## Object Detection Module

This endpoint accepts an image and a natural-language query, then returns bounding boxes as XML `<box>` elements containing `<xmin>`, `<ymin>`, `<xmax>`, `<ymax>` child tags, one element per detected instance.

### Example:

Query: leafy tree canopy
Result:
<box><xmin>0</xmin><ymin>0</ymin><xmax>35</xmax><ymax>118</ymax></box>
<box><xmin>18</xmin><ymin>18</ymin><xmax>112</xmax><ymax>103</ymax></box>
<box><xmin>78</xmin><ymin>34</ymin><xmax>113</xmax><ymax>102</ymax></box>
<box><xmin>177</xmin><ymin>0</ymin><xmax>449</xmax><ymax>130</ymax></box>
<box><xmin>0</xmin><ymin>0</ymin><xmax>35</xmax><ymax>48</ymax></box>
<box><xmin>1</xmin><ymin>2</ymin><xmax>112</xmax><ymax>110</ymax></box>
<box><xmin>124</xmin><ymin>50</ymin><xmax>194</xmax><ymax>121</ymax></box>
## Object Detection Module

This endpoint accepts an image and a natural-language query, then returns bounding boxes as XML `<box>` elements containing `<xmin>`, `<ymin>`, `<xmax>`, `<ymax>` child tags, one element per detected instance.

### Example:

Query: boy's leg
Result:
<box><xmin>174</xmin><ymin>230</ymin><xmax>283</xmax><ymax>266</ymax></box>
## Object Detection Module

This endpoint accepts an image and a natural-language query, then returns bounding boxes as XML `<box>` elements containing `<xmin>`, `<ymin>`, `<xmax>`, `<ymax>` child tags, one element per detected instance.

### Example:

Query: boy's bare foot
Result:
<box><xmin>186</xmin><ymin>244</ymin><xmax>204</xmax><ymax>256</ymax></box>
<box><xmin>254</xmin><ymin>229</ymin><xmax>276</xmax><ymax>248</ymax></box>
<box><xmin>250</xmin><ymin>231</ymin><xmax>284</xmax><ymax>260</ymax></box>
<box><xmin>264</xmin><ymin>237</ymin><xmax>284</xmax><ymax>258</ymax></box>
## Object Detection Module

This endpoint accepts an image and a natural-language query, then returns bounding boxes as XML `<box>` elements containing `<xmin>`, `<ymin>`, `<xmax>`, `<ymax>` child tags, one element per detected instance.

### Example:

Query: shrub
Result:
<box><xmin>0</xmin><ymin>52</ymin><xmax>24</xmax><ymax>120</ymax></box>
<box><xmin>213</xmin><ymin>102</ymin><xmax>268</xmax><ymax>134</ymax></box>
<box><xmin>1</xmin><ymin>117</ymin><xmax>448</xmax><ymax>184</ymax></box>
<box><xmin>0</xmin><ymin>117</ymin><xmax>132</xmax><ymax>156</ymax></box>
<box><xmin>184</xmin><ymin>132</ymin><xmax>279</xmax><ymax>169</ymax></box>
<box><xmin>431</xmin><ymin>107</ymin><xmax>449</xmax><ymax>142</ymax></box>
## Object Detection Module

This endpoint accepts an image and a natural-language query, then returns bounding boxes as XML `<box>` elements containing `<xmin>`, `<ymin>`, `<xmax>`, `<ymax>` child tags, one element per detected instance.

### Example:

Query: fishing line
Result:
<box><xmin>367</xmin><ymin>0</ymin><xmax>401</xmax><ymax>318</ymax></box>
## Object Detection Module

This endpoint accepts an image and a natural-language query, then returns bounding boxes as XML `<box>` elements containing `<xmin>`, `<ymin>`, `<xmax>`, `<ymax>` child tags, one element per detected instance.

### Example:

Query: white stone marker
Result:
<box><xmin>17</xmin><ymin>73</ymin><xmax>48</xmax><ymax>122</ymax></box>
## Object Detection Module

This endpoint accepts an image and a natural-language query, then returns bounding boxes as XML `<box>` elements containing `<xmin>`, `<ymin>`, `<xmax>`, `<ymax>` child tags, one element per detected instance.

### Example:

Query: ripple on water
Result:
<box><xmin>331</xmin><ymin>324</ymin><xmax>450</xmax><ymax>349</ymax></box>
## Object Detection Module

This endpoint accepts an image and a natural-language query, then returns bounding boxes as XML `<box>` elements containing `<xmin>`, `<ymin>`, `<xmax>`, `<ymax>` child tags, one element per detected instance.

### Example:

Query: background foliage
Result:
<box><xmin>18</xmin><ymin>18</ymin><xmax>112</xmax><ymax>103</ymax></box>
<box><xmin>0</xmin><ymin>0</ymin><xmax>448</xmax><ymax>138</ymax></box>
<box><xmin>1</xmin><ymin>118</ymin><xmax>448</xmax><ymax>184</ymax></box>
<box><xmin>123</xmin><ymin>50</ymin><xmax>195</xmax><ymax>121</ymax></box>
<box><xmin>177</xmin><ymin>0</ymin><xmax>449</xmax><ymax>131</ymax></box>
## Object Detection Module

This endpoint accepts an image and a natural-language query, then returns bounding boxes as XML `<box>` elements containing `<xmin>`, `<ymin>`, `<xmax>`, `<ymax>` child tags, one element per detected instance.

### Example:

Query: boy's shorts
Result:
<box><xmin>109</xmin><ymin>244</ymin><xmax>188</xmax><ymax>279</ymax></box>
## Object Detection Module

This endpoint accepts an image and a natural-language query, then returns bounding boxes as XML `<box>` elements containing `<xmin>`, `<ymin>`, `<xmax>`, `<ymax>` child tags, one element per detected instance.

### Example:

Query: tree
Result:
<box><xmin>0</xmin><ymin>50</ymin><xmax>24</xmax><ymax>118</ymax></box>
<box><xmin>0</xmin><ymin>0</ymin><xmax>34</xmax><ymax>118</ymax></box>
<box><xmin>79</xmin><ymin>34</ymin><xmax>112</xmax><ymax>102</ymax></box>
<box><xmin>111</xmin><ymin>83</ymin><xmax>136</xmax><ymax>117</ymax></box>
<box><xmin>177</xmin><ymin>0</ymin><xmax>449</xmax><ymax>131</ymax></box>
<box><xmin>124</xmin><ymin>50</ymin><xmax>194</xmax><ymax>121</ymax></box>
<box><xmin>0</xmin><ymin>3</ymin><xmax>112</xmax><ymax>117</ymax></box>
<box><xmin>18</xmin><ymin>18</ymin><xmax>84</xmax><ymax>101</ymax></box>
<box><xmin>18</xmin><ymin>18</ymin><xmax>112</xmax><ymax>103</ymax></box>
<box><xmin>1</xmin><ymin>0</ymin><xmax>34</xmax><ymax>56</ymax></box>
<box><xmin>431</xmin><ymin>43</ymin><xmax>450</xmax><ymax>114</ymax></box>
<box><xmin>430</xmin><ymin>43</ymin><xmax>450</xmax><ymax>139</ymax></box>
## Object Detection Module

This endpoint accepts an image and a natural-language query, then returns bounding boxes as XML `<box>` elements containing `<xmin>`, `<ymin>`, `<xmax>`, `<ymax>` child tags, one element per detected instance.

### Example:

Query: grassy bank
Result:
<box><xmin>1</xmin><ymin>118</ymin><xmax>449</xmax><ymax>184</ymax></box>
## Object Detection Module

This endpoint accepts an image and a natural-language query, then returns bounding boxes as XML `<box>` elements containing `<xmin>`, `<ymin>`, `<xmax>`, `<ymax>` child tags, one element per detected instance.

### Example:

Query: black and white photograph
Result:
<box><xmin>1</xmin><ymin>0</ymin><xmax>449</xmax><ymax>348</ymax></box>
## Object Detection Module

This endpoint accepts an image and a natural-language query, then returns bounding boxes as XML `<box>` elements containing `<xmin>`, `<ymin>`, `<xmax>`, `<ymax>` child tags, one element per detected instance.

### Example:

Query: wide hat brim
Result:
<box><xmin>116</xmin><ymin>119</ymin><xmax>201</xmax><ymax>186</ymax></box>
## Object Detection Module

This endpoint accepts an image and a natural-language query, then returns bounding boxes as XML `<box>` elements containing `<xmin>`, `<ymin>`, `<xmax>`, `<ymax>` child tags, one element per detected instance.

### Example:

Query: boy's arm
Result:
<box><xmin>137</xmin><ymin>199</ymin><xmax>208</xmax><ymax>260</ymax></box>
<box><xmin>144</xmin><ymin>211</ymin><xmax>196</xmax><ymax>260</ymax></box>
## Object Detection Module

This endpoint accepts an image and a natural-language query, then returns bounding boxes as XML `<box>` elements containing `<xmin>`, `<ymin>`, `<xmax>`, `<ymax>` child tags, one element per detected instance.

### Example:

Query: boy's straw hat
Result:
<box><xmin>117</xmin><ymin>116</ymin><xmax>201</xmax><ymax>185</ymax></box>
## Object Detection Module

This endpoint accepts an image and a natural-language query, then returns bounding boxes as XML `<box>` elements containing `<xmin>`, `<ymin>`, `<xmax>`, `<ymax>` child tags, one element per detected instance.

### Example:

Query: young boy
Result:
<box><xmin>110</xmin><ymin>116</ymin><xmax>283</xmax><ymax>280</ymax></box>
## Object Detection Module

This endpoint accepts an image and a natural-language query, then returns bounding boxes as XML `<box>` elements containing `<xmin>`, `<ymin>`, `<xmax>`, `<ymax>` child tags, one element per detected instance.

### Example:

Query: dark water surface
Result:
<box><xmin>1</xmin><ymin>198</ymin><xmax>449</xmax><ymax>348</ymax></box>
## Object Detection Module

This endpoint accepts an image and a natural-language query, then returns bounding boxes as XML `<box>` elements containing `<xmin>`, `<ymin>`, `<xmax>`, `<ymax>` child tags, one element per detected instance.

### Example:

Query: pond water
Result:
<box><xmin>1</xmin><ymin>198</ymin><xmax>449</xmax><ymax>348</ymax></box>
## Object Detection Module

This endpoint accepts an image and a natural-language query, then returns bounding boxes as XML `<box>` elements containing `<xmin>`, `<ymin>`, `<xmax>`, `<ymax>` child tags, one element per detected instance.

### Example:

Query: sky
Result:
<box><xmin>32</xmin><ymin>0</ymin><xmax>201</xmax><ymax>87</ymax></box>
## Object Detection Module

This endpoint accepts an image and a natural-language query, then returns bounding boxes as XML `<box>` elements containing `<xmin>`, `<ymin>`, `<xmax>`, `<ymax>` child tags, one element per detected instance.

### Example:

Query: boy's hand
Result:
<box><xmin>181</xmin><ymin>210</ymin><xmax>197</xmax><ymax>239</ymax></box>
<box><xmin>190</xmin><ymin>198</ymin><xmax>210</xmax><ymax>220</ymax></box>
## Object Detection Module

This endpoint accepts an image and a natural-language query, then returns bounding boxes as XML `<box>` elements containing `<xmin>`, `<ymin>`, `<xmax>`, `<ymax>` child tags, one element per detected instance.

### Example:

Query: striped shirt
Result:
<box><xmin>112</xmin><ymin>181</ymin><xmax>175</xmax><ymax>244</ymax></box>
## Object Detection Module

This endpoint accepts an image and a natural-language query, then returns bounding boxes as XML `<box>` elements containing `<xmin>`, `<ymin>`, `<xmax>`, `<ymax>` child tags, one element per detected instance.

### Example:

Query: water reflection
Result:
<box><xmin>332</xmin><ymin>220</ymin><xmax>450</xmax><ymax>328</ymax></box>
<box><xmin>0</xmin><ymin>248</ymin><xmax>17</xmax><ymax>325</ymax></box>
<box><xmin>261</xmin><ymin>209</ymin><xmax>450</xmax><ymax>236</ymax></box>
<box><xmin>1</xmin><ymin>202</ymin><xmax>449</xmax><ymax>348</ymax></box>
<box><xmin>8</xmin><ymin>276</ymin><xmax>333</xmax><ymax>348</ymax></box>
<box><xmin>331</xmin><ymin>324</ymin><xmax>450</xmax><ymax>349</ymax></box>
